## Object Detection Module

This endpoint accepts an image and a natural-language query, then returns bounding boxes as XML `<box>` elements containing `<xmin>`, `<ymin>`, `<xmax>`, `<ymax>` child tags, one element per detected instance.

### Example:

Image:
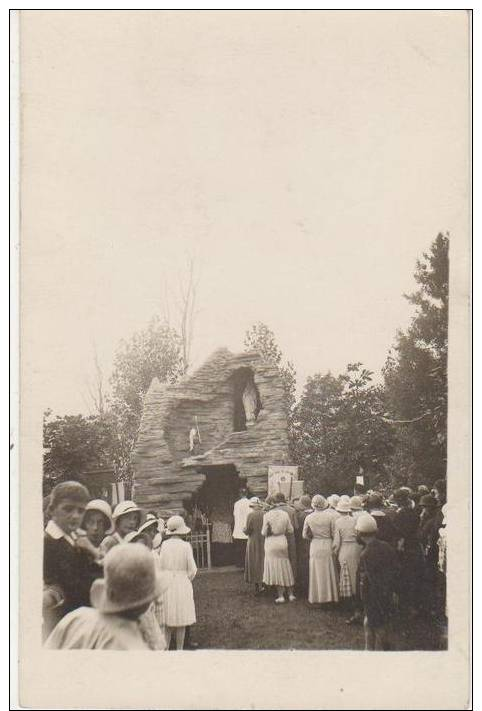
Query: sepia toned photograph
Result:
<box><xmin>15</xmin><ymin>8</ymin><xmax>471</xmax><ymax>709</ymax></box>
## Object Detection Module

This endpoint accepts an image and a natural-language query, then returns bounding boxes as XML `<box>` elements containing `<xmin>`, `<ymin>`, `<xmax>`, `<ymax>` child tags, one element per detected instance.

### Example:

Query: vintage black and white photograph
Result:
<box><xmin>15</xmin><ymin>8</ymin><xmax>471</xmax><ymax>709</ymax></box>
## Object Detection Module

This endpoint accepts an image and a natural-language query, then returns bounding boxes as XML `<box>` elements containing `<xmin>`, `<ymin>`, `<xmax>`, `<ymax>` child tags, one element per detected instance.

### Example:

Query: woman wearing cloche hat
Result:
<box><xmin>157</xmin><ymin>515</ymin><xmax>197</xmax><ymax>650</ymax></box>
<box><xmin>302</xmin><ymin>496</ymin><xmax>339</xmax><ymax>605</ymax></box>
<box><xmin>81</xmin><ymin>499</ymin><xmax>114</xmax><ymax>546</ymax></box>
<box><xmin>45</xmin><ymin>544</ymin><xmax>170</xmax><ymax>650</ymax></box>
<box><xmin>333</xmin><ymin>498</ymin><xmax>363</xmax><ymax>611</ymax></box>
<box><xmin>100</xmin><ymin>500</ymin><xmax>142</xmax><ymax>557</ymax></box>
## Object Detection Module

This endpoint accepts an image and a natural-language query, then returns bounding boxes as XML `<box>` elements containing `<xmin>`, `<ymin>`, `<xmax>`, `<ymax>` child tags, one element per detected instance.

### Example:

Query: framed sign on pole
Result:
<box><xmin>268</xmin><ymin>465</ymin><xmax>301</xmax><ymax>498</ymax></box>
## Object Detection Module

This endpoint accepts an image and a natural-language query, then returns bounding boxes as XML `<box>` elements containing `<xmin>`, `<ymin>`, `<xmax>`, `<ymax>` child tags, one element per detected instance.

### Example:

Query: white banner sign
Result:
<box><xmin>268</xmin><ymin>465</ymin><xmax>299</xmax><ymax>496</ymax></box>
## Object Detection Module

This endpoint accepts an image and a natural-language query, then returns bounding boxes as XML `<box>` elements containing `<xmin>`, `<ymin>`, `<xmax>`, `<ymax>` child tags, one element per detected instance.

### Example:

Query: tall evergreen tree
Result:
<box><xmin>383</xmin><ymin>233</ymin><xmax>449</xmax><ymax>486</ymax></box>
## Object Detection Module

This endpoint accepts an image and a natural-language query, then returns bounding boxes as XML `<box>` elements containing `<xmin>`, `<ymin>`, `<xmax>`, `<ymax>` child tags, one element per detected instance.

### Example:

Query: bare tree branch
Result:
<box><xmin>175</xmin><ymin>257</ymin><xmax>198</xmax><ymax>375</ymax></box>
<box><xmin>82</xmin><ymin>341</ymin><xmax>107</xmax><ymax>416</ymax></box>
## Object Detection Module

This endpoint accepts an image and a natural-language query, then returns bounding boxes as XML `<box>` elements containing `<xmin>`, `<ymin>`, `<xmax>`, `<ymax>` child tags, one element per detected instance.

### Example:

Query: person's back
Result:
<box><xmin>304</xmin><ymin>509</ymin><xmax>334</xmax><ymax>539</ymax></box>
<box><xmin>233</xmin><ymin>496</ymin><xmax>250</xmax><ymax>539</ymax></box>
<box><xmin>46</xmin><ymin>542</ymin><xmax>168</xmax><ymax>650</ymax></box>
<box><xmin>278</xmin><ymin>503</ymin><xmax>298</xmax><ymax>529</ymax></box>
<box><xmin>159</xmin><ymin>537</ymin><xmax>195</xmax><ymax>574</ymax></box>
<box><xmin>393</xmin><ymin>503</ymin><xmax>420</xmax><ymax>550</ymax></box>
<box><xmin>366</xmin><ymin>493</ymin><xmax>398</xmax><ymax>547</ymax></box>
<box><xmin>334</xmin><ymin>513</ymin><xmax>357</xmax><ymax>543</ymax></box>
<box><xmin>263</xmin><ymin>507</ymin><xmax>292</xmax><ymax>536</ymax></box>
<box><xmin>369</xmin><ymin>510</ymin><xmax>398</xmax><ymax>546</ymax></box>
<box><xmin>360</xmin><ymin>538</ymin><xmax>399</xmax><ymax>585</ymax></box>
<box><xmin>355</xmin><ymin>514</ymin><xmax>400</xmax><ymax>650</ymax></box>
<box><xmin>45</xmin><ymin>606</ymin><xmax>150</xmax><ymax>650</ymax></box>
<box><xmin>359</xmin><ymin>538</ymin><xmax>399</xmax><ymax>626</ymax></box>
<box><xmin>295</xmin><ymin>507</ymin><xmax>310</xmax><ymax>531</ymax></box>
<box><xmin>245</xmin><ymin>508</ymin><xmax>264</xmax><ymax>535</ymax></box>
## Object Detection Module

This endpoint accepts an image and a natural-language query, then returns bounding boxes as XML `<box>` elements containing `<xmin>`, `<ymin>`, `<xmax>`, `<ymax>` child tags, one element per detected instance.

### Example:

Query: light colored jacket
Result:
<box><xmin>302</xmin><ymin>510</ymin><xmax>336</xmax><ymax>540</ymax></box>
<box><xmin>262</xmin><ymin>508</ymin><xmax>294</xmax><ymax>537</ymax></box>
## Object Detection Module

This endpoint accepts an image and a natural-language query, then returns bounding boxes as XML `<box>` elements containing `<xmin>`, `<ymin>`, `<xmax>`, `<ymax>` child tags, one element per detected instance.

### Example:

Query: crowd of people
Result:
<box><xmin>42</xmin><ymin>477</ymin><xmax>448</xmax><ymax>652</ymax></box>
<box><xmin>237</xmin><ymin>480</ymin><xmax>448</xmax><ymax>650</ymax></box>
<box><xmin>43</xmin><ymin>482</ymin><xmax>198</xmax><ymax>651</ymax></box>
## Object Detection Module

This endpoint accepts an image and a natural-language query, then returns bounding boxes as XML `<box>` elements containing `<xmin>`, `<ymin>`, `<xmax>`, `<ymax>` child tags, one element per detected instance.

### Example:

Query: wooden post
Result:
<box><xmin>206</xmin><ymin>524</ymin><xmax>211</xmax><ymax>570</ymax></box>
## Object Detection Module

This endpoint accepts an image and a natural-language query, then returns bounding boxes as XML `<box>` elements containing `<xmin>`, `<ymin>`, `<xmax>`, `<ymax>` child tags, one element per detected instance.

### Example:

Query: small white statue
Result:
<box><xmin>189</xmin><ymin>417</ymin><xmax>202</xmax><ymax>453</ymax></box>
<box><xmin>242</xmin><ymin>379</ymin><xmax>259</xmax><ymax>426</ymax></box>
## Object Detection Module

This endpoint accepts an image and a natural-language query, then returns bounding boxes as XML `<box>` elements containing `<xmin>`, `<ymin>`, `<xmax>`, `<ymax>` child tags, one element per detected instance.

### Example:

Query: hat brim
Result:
<box><xmin>90</xmin><ymin>572</ymin><xmax>170</xmax><ymax>614</ymax></box>
<box><xmin>165</xmin><ymin>526</ymin><xmax>190</xmax><ymax>535</ymax></box>
<box><xmin>137</xmin><ymin>520</ymin><xmax>159</xmax><ymax>536</ymax></box>
<box><xmin>112</xmin><ymin>508</ymin><xmax>141</xmax><ymax>521</ymax></box>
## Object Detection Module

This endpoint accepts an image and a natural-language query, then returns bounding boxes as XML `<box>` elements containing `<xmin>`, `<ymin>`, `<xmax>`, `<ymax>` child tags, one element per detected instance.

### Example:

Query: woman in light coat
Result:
<box><xmin>262</xmin><ymin>497</ymin><xmax>295</xmax><ymax>604</ymax></box>
<box><xmin>303</xmin><ymin>495</ymin><xmax>339</xmax><ymax>604</ymax></box>
<box><xmin>158</xmin><ymin>515</ymin><xmax>197</xmax><ymax>650</ymax></box>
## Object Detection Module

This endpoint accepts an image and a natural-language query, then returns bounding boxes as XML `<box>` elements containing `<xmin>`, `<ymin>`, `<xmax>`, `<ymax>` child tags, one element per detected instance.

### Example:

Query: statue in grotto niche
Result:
<box><xmin>242</xmin><ymin>377</ymin><xmax>260</xmax><ymax>427</ymax></box>
<box><xmin>188</xmin><ymin>416</ymin><xmax>202</xmax><ymax>454</ymax></box>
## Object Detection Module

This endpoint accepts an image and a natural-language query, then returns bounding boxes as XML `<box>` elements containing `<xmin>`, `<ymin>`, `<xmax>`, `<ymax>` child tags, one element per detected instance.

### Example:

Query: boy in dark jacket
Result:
<box><xmin>43</xmin><ymin>481</ymin><xmax>91</xmax><ymax>638</ymax></box>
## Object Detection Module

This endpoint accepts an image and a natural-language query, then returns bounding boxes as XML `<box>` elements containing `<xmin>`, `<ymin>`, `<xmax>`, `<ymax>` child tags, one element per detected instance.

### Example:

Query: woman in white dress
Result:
<box><xmin>303</xmin><ymin>495</ymin><xmax>339</xmax><ymax>604</ymax></box>
<box><xmin>157</xmin><ymin>515</ymin><xmax>197</xmax><ymax>650</ymax></box>
<box><xmin>262</xmin><ymin>497</ymin><xmax>296</xmax><ymax>604</ymax></box>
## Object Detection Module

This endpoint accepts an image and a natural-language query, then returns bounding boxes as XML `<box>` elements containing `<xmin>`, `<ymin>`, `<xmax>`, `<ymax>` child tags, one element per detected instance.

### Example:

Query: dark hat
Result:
<box><xmin>393</xmin><ymin>488</ymin><xmax>411</xmax><ymax>505</ymax></box>
<box><xmin>367</xmin><ymin>492</ymin><xmax>384</xmax><ymax>509</ymax></box>
<box><xmin>420</xmin><ymin>494</ymin><xmax>438</xmax><ymax>509</ymax></box>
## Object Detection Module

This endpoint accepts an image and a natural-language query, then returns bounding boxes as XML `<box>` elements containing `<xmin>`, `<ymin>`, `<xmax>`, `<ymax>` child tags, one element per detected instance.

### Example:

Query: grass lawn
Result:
<box><xmin>192</xmin><ymin>569</ymin><xmax>446</xmax><ymax>651</ymax></box>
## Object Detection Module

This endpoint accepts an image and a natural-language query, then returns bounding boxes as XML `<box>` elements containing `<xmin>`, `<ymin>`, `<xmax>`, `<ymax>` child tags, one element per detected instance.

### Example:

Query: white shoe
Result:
<box><xmin>275</xmin><ymin>597</ymin><xmax>285</xmax><ymax>604</ymax></box>
<box><xmin>288</xmin><ymin>594</ymin><xmax>296</xmax><ymax>602</ymax></box>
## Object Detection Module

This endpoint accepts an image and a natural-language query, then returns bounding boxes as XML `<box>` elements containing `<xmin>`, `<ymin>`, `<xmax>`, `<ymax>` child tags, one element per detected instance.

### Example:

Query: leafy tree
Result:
<box><xmin>43</xmin><ymin>409</ymin><xmax>117</xmax><ymax>494</ymax></box>
<box><xmin>383</xmin><ymin>233</ymin><xmax>449</xmax><ymax>486</ymax></box>
<box><xmin>292</xmin><ymin>364</ymin><xmax>395</xmax><ymax>494</ymax></box>
<box><xmin>108</xmin><ymin>316</ymin><xmax>183</xmax><ymax>480</ymax></box>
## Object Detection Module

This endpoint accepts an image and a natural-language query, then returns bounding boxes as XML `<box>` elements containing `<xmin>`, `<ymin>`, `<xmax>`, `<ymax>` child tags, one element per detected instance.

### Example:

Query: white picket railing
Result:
<box><xmin>187</xmin><ymin>527</ymin><xmax>212</xmax><ymax>569</ymax></box>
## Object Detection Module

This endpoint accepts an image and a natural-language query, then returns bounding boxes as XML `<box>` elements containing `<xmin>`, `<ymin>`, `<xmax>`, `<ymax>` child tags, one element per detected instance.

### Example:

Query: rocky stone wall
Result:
<box><xmin>131</xmin><ymin>348</ymin><xmax>291</xmax><ymax>514</ymax></box>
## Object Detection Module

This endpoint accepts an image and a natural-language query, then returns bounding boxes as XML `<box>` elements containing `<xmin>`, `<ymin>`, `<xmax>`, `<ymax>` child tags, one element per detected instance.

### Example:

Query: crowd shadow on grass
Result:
<box><xmin>192</xmin><ymin>571</ymin><xmax>446</xmax><ymax>651</ymax></box>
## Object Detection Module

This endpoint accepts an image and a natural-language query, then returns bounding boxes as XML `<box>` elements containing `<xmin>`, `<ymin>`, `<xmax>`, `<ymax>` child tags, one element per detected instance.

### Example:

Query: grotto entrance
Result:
<box><xmin>191</xmin><ymin>464</ymin><xmax>243</xmax><ymax>567</ymax></box>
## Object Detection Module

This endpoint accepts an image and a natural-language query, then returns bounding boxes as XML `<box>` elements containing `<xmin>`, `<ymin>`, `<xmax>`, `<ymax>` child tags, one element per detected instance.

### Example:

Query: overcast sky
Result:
<box><xmin>21</xmin><ymin>10</ymin><xmax>469</xmax><ymax>415</ymax></box>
